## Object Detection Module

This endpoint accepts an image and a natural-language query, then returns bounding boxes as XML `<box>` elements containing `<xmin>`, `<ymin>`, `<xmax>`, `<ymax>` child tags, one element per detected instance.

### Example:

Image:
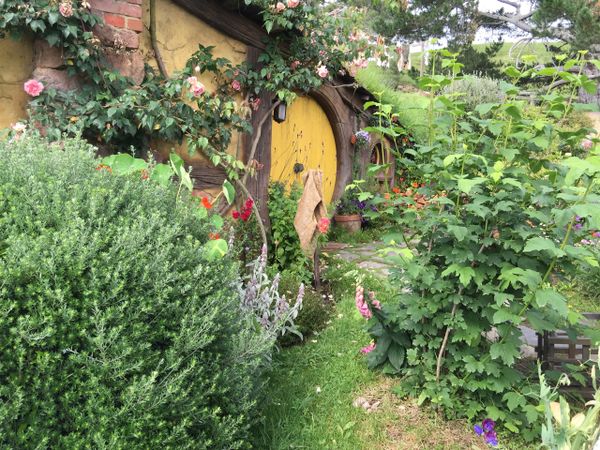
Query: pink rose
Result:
<box><xmin>276</xmin><ymin>2</ymin><xmax>286</xmax><ymax>12</ymax></box>
<box><xmin>187</xmin><ymin>76</ymin><xmax>205</xmax><ymax>96</ymax></box>
<box><xmin>24</xmin><ymin>79</ymin><xmax>44</xmax><ymax>97</ymax></box>
<box><xmin>59</xmin><ymin>1</ymin><xmax>73</xmax><ymax>18</ymax></box>
<box><xmin>360</xmin><ymin>342</ymin><xmax>375</xmax><ymax>354</ymax></box>
<box><xmin>290</xmin><ymin>60</ymin><xmax>300</xmax><ymax>70</ymax></box>
<box><xmin>316</xmin><ymin>65</ymin><xmax>328</xmax><ymax>78</ymax></box>
<box><xmin>317</xmin><ymin>217</ymin><xmax>330</xmax><ymax>234</ymax></box>
<box><xmin>581</xmin><ymin>139</ymin><xmax>593</xmax><ymax>150</ymax></box>
<box><xmin>231</xmin><ymin>80</ymin><xmax>241</xmax><ymax>91</ymax></box>
<box><xmin>287</xmin><ymin>0</ymin><xmax>300</xmax><ymax>7</ymax></box>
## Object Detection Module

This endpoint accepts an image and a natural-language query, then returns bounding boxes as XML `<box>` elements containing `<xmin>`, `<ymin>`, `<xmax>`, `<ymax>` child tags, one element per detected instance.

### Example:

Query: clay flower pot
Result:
<box><xmin>334</xmin><ymin>214</ymin><xmax>362</xmax><ymax>233</ymax></box>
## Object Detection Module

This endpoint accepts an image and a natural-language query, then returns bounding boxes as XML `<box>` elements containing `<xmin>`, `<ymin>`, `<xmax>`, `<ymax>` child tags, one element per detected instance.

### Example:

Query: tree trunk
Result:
<box><xmin>580</xmin><ymin>54</ymin><xmax>600</xmax><ymax>109</ymax></box>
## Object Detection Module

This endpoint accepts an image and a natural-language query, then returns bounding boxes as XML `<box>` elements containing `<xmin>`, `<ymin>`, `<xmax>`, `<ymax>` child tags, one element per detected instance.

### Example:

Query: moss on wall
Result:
<box><xmin>0</xmin><ymin>36</ymin><xmax>33</xmax><ymax>131</ymax></box>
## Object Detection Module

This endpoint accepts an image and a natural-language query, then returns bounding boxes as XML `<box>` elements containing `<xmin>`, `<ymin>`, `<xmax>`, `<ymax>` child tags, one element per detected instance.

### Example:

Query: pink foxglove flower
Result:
<box><xmin>316</xmin><ymin>65</ymin><xmax>329</xmax><ymax>78</ymax></box>
<box><xmin>355</xmin><ymin>285</ymin><xmax>371</xmax><ymax>319</ymax></box>
<box><xmin>24</xmin><ymin>79</ymin><xmax>44</xmax><ymax>97</ymax></box>
<box><xmin>276</xmin><ymin>2</ymin><xmax>286</xmax><ymax>12</ymax></box>
<box><xmin>231</xmin><ymin>80</ymin><xmax>241</xmax><ymax>91</ymax></box>
<box><xmin>581</xmin><ymin>138</ymin><xmax>593</xmax><ymax>150</ymax></box>
<box><xmin>360</xmin><ymin>342</ymin><xmax>375</xmax><ymax>354</ymax></box>
<box><xmin>287</xmin><ymin>0</ymin><xmax>300</xmax><ymax>7</ymax></box>
<box><xmin>59</xmin><ymin>1</ymin><xmax>73</xmax><ymax>18</ymax></box>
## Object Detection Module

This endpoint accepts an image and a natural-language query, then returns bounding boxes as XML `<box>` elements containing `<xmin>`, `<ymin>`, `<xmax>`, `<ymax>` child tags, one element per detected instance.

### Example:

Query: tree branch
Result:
<box><xmin>241</xmin><ymin>100</ymin><xmax>281</xmax><ymax>185</ymax></box>
<box><xmin>150</xmin><ymin>0</ymin><xmax>169</xmax><ymax>78</ymax></box>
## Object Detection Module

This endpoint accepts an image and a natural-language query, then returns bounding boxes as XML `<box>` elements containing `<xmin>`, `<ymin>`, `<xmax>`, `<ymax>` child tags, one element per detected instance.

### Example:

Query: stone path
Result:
<box><xmin>322</xmin><ymin>242</ymin><xmax>393</xmax><ymax>277</ymax></box>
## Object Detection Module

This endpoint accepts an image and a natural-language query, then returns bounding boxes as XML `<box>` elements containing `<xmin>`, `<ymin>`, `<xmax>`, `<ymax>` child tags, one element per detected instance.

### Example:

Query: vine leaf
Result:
<box><xmin>523</xmin><ymin>237</ymin><xmax>565</xmax><ymax>257</ymax></box>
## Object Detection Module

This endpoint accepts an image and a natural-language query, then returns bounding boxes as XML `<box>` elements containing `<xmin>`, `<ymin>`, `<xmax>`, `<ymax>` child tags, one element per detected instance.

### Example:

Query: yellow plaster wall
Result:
<box><xmin>141</xmin><ymin>0</ymin><xmax>247</xmax><ymax>168</ymax></box>
<box><xmin>0</xmin><ymin>37</ymin><xmax>33</xmax><ymax>130</ymax></box>
<box><xmin>271</xmin><ymin>96</ymin><xmax>337</xmax><ymax>203</ymax></box>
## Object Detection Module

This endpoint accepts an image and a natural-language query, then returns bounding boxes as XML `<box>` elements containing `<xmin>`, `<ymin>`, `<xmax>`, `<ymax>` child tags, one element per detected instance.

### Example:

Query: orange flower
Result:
<box><xmin>95</xmin><ymin>164</ymin><xmax>112</xmax><ymax>173</ymax></box>
<box><xmin>201</xmin><ymin>197</ymin><xmax>213</xmax><ymax>209</ymax></box>
<box><xmin>141</xmin><ymin>169</ymin><xmax>149</xmax><ymax>180</ymax></box>
<box><xmin>350</xmin><ymin>134</ymin><xmax>357</xmax><ymax>145</ymax></box>
<box><xmin>208</xmin><ymin>232</ymin><xmax>220</xmax><ymax>240</ymax></box>
<box><xmin>384</xmin><ymin>193</ymin><xmax>391</xmax><ymax>200</ymax></box>
<box><xmin>412</xmin><ymin>182</ymin><xmax>419</xmax><ymax>188</ymax></box>
<box><xmin>392</xmin><ymin>187</ymin><xmax>400</xmax><ymax>194</ymax></box>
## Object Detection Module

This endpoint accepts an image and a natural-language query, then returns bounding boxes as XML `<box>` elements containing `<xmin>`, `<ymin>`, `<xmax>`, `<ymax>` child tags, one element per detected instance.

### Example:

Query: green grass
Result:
<box><xmin>410</xmin><ymin>41</ymin><xmax>562</xmax><ymax>68</ymax></box>
<box><xmin>355</xmin><ymin>63</ymin><xmax>430</xmax><ymax>143</ymax></box>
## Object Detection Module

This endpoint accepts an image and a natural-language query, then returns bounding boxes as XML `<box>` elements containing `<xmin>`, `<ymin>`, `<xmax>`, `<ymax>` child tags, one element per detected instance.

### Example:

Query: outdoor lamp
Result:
<box><xmin>273</xmin><ymin>102</ymin><xmax>287</xmax><ymax>123</ymax></box>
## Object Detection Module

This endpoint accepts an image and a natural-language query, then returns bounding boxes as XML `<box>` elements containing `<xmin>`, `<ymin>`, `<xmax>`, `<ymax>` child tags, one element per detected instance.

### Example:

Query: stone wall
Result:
<box><xmin>34</xmin><ymin>0</ymin><xmax>145</xmax><ymax>91</ymax></box>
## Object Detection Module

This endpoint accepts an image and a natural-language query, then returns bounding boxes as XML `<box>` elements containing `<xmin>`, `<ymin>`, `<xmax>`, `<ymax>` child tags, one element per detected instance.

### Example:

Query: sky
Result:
<box><xmin>475</xmin><ymin>0</ymin><xmax>533</xmax><ymax>42</ymax></box>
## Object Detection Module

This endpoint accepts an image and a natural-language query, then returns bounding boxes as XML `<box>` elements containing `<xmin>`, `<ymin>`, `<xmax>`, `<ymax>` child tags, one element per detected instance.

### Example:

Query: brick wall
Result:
<box><xmin>32</xmin><ymin>0</ymin><xmax>145</xmax><ymax>90</ymax></box>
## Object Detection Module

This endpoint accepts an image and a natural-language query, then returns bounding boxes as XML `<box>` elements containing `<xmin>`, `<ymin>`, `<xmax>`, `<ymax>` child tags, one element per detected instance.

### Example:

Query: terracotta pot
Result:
<box><xmin>334</xmin><ymin>214</ymin><xmax>362</xmax><ymax>233</ymax></box>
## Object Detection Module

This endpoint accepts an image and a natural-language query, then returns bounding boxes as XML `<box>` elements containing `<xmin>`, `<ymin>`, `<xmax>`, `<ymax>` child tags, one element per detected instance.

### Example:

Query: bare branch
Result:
<box><xmin>497</xmin><ymin>0</ymin><xmax>520</xmax><ymax>12</ymax></box>
<box><xmin>478</xmin><ymin>10</ymin><xmax>533</xmax><ymax>34</ymax></box>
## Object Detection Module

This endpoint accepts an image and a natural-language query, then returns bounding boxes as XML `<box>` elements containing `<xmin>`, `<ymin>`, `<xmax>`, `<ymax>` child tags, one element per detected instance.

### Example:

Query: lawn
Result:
<box><xmin>410</xmin><ymin>41</ymin><xmax>562</xmax><ymax>68</ymax></box>
<box><xmin>355</xmin><ymin>64</ymin><xmax>430</xmax><ymax>143</ymax></box>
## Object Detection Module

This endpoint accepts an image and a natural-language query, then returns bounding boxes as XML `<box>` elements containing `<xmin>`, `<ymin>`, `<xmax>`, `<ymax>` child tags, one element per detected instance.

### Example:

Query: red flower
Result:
<box><xmin>201</xmin><ymin>197</ymin><xmax>213</xmax><ymax>209</ymax></box>
<box><xmin>208</xmin><ymin>232</ymin><xmax>220</xmax><ymax>240</ymax></box>
<box><xmin>392</xmin><ymin>187</ymin><xmax>400</xmax><ymax>194</ymax></box>
<box><xmin>232</xmin><ymin>210</ymin><xmax>240</xmax><ymax>219</ymax></box>
<box><xmin>141</xmin><ymin>169</ymin><xmax>149</xmax><ymax>180</ymax></box>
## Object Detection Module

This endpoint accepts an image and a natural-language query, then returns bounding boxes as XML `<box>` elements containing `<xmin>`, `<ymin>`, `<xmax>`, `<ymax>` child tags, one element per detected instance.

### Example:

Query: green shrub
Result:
<box><xmin>277</xmin><ymin>271</ymin><xmax>333</xmax><ymax>346</ymax></box>
<box><xmin>443</xmin><ymin>75</ymin><xmax>505</xmax><ymax>111</ymax></box>
<box><xmin>0</xmin><ymin>136</ymin><xmax>269</xmax><ymax>449</ymax></box>
<box><xmin>268</xmin><ymin>182</ymin><xmax>311</xmax><ymax>280</ymax></box>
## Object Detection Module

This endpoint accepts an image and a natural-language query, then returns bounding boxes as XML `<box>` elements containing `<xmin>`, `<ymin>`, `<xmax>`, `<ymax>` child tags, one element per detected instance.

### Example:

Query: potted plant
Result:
<box><xmin>333</xmin><ymin>189</ymin><xmax>362</xmax><ymax>233</ymax></box>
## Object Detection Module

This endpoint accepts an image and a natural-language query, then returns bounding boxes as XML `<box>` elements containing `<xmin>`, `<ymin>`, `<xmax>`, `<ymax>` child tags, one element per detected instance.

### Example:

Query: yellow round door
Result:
<box><xmin>270</xmin><ymin>96</ymin><xmax>337</xmax><ymax>203</ymax></box>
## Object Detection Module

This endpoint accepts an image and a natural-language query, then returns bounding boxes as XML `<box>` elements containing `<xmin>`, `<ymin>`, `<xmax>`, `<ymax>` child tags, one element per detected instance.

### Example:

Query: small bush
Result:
<box><xmin>0</xmin><ymin>136</ymin><xmax>268</xmax><ymax>449</ymax></box>
<box><xmin>443</xmin><ymin>75</ymin><xmax>505</xmax><ymax>111</ymax></box>
<box><xmin>277</xmin><ymin>271</ymin><xmax>333</xmax><ymax>346</ymax></box>
<box><xmin>268</xmin><ymin>182</ymin><xmax>311</xmax><ymax>280</ymax></box>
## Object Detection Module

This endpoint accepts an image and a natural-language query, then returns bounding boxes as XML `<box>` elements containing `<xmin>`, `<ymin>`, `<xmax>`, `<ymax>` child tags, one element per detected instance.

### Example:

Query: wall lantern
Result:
<box><xmin>273</xmin><ymin>102</ymin><xmax>287</xmax><ymax>123</ymax></box>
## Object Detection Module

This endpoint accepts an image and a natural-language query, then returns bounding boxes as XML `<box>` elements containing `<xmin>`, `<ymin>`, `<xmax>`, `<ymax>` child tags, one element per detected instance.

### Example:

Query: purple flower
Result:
<box><xmin>474</xmin><ymin>424</ymin><xmax>483</xmax><ymax>436</ymax></box>
<box><xmin>355</xmin><ymin>130</ymin><xmax>371</xmax><ymax>144</ymax></box>
<box><xmin>482</xmin><ymin>418</ymin><xmax>495</xmax><ymax>432</ymax></box>
<box><xmin>484</xmin><ymin>430</ymin><xmax>498</xmax><ymax>447</ymax></box>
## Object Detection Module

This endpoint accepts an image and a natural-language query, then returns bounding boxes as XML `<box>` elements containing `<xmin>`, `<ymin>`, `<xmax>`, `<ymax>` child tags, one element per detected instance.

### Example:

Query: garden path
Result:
<box><xmin>322</xmin><ymin>242</ymin><xmax>393</xmax><ymax>277</ymax></box>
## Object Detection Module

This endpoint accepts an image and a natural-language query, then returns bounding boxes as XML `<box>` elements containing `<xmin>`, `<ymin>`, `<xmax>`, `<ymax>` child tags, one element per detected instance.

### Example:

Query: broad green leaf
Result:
<box><xmin>492</xmin><ymin>308</ymin><xmax>520</xmax><ymax>325</ymax></box>
<box><xmin>204</xmin><ymin>239</ymin><xmax>228</xmax><ymax>260</ymax></box>
<box><xmin>535</xmin><ymin>289</ymin><xmax>567</xmax><ymax>315</ymax></box>
<box><xmin>447</xmin><ymin>225</ymin><xmax>469</xmax><ymax>242</ymax></box>
<box><xmin>387</xmin><ymin>343</ymin><xmax>405</xmax><ymax>371</ymax></box>
<box><xmin>457</xmin><ymin>177</ymin><xmax>486</xmax><ymax>194</ymax></box>
<box><xmin>222</xmin><ymin>180</ymin><xmax>235</xmax><ymax>205</ymax></box>
<box><xmin>523</xmin><ymin>237</ymin><xmax>564</xmax><ymax>258</ymax></box>
<box><xmin>179</xmin><ymin>166</ymin><xmax>193</xmax><ymax>192</ymax></box>
<box><xmin>441</xmin><ymin>263</ymin><xmax>475</xmax><ymax>286</ymax></box>
<box><xmin>210</xmin><ymin>214</ymin><xmax>224</xmax><ymax>230</ymax></box>
<box><xmin>150</xmin><ymin>163</ymin><xmax>174</xmax><ymax>187</ymax></box>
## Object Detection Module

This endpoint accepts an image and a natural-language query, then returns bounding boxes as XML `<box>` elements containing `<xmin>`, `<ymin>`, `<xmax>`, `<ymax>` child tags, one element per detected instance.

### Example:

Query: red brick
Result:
<box><xmin>89</xmin><ymin>0</ymin><xmax>142</xmax><ymax>18</ymax></box>
<box><xmin>103</xmin><ymin>13</ymin><xmax>125</xmax><ymax>28</ymax></box>
<box><xmin>126</xmin><ymin>17</ymin><xmax>144</xmax><ymax>32</ymax></box>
